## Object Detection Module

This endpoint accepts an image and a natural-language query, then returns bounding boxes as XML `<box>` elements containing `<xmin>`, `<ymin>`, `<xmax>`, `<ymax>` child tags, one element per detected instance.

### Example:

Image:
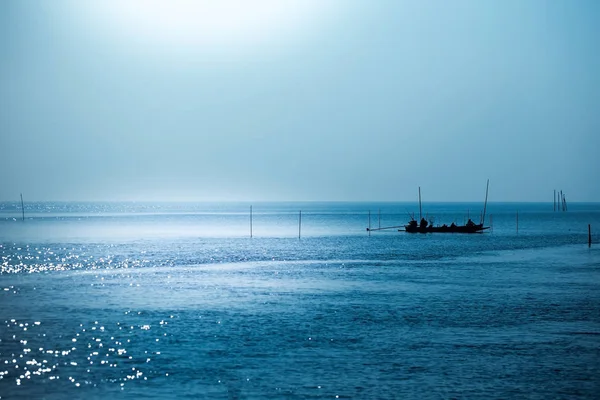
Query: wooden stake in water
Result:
<box><xmin>20</xmin><ymin>193</ymin><xmax>25</xmax><ymax>221</ymax></box>
<box><xmin>299</xmin><ymin>210</ymin><xmax>302</xmax><ymax>239</ymax></box>
<box><xmin>250</xmin><ymin>205</ymin><xmax>253</xmax><ymax>238</ymax></box>
<box><xmin>561</xmin><ymin>192</ymin><xmax>563</xmax><ymax>211</ymax></box>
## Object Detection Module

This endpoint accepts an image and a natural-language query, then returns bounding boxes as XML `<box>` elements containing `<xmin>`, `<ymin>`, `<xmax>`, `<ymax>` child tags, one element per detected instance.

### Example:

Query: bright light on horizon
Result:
<box><xmin>77</xmin><ymin>0</ymin><xmax>337</xmax><ymax>50</ymax></box>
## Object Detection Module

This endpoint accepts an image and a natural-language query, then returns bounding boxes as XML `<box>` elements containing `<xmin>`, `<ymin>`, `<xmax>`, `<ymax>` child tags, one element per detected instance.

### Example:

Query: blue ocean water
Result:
<box><xmin>1</xmin><ymin>201</ymin><xmax>599</xmax><ymax>399</ymax></box>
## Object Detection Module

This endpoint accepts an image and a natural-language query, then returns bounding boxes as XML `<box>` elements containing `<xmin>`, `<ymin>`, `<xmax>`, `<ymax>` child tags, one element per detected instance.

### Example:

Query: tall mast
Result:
<box><xmin>418</xmin><ymin>187</ymin><xmax>422</xmax><ymax>221</ymax></box>
<box><xmin>481</xmin><ymin>179</ymin><xmax>489</xmax><ymax>225</ymax></box>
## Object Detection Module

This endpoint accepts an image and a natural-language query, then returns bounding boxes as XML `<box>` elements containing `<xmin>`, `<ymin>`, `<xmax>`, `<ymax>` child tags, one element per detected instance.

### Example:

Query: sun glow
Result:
<box><xmin>80</xmin><ymin>0</ymin><xmax>334</xmax><ymax>49</ymax></box>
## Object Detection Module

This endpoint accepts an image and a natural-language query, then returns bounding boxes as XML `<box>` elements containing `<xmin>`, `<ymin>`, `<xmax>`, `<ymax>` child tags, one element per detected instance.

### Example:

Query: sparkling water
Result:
<box><xmin>1</xmin><ymin>202</ymin><xmax>599</xmax><ymax>398</ymax></box>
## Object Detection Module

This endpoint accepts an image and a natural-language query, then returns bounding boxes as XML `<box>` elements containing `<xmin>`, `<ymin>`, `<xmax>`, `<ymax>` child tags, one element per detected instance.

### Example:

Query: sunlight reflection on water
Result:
<box><xmin>1</xmin><ymin>203</ymin><xmax>600</xmax><ymax>398</ymax></box>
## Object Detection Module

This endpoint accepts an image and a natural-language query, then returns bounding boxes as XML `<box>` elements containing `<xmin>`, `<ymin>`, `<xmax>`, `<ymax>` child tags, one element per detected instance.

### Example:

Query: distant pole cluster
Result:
<box><xmin>553</xmin><ymin>189</ymin><xmax>567</xmax><ymax>212</ymax></box>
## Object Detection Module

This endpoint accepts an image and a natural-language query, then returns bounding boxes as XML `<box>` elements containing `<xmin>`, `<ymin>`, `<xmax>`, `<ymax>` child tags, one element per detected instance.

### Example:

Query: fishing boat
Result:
<box><xmin>365</xmin><ymin>180</ymin><xmax>490</xmax><ymax>234</ymax></box>
<box><xmin>403</xmin><ymin>218</ymin><xmax>488</xmax><ymax>233</ymax></box>
<box><xmin>402</xmin><ymin>180</ymin><xmax>490</xmax><ymax>234</ymax></box>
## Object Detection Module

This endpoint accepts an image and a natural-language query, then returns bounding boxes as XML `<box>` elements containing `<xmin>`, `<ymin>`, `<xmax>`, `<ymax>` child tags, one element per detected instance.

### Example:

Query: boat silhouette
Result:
<box><xmin>366</xmin><ymin>180</ymin><xmax>490</xmax><ymax>234</ymax></box>
<box><xmin>403</xmin><ymin>180</ymin><xmax>490</xmax><ymax>234</ymax></box>
<box><xmin>403</xmin><ymin>217</ymin><xmax>489</xmax><ymax>233</ymax></box>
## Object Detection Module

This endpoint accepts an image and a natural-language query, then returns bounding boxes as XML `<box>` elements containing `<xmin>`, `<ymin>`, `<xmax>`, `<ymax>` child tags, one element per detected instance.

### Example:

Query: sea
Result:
<box><xmin>1</xmin><ymin>201</ymin><xmax>599</xmax><ymax>399</ymax></box>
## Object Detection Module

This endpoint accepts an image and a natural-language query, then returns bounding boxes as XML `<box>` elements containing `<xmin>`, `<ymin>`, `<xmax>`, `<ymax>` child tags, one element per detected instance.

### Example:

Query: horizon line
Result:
<box><xmin>1</xmin><ymin>199</ymin><xmax>599</xmax><ymax>204</ymax></box>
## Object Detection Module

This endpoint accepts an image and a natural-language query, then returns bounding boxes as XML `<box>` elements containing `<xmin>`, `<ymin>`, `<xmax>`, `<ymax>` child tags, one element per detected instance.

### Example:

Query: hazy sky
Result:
<box><xmin>1</xmin><ymin>0</ymin><xmax>599</xmax><ymax>202</ymax></box>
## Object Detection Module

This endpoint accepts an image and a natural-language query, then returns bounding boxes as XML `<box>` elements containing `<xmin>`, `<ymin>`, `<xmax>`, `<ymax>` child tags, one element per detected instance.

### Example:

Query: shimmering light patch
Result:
<box><xmin>0</xmin><ymin>314</ymin><xmax>172</xmax><ymax>391</ymax></box>
<box><xmin>1</xmin><ymin>244</ymin><xmax>151</xmax><ymax>274</ymax></box>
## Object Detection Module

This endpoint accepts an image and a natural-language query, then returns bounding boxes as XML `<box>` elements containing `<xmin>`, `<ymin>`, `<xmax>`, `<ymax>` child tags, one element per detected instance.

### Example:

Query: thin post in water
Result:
<box><xmin>20</xmin><ymin>193</ymin><xmax>25</xmax><ymax>221</ymax></box>
<box><xmin>589</xmin><ymin>224</ymin><xmax>592</xmax><ymax>247</ymax></box>
<box><xmin>561</xmin><ymin>192</ymin><xmax>563</xmax><ymax>211</ymax></box>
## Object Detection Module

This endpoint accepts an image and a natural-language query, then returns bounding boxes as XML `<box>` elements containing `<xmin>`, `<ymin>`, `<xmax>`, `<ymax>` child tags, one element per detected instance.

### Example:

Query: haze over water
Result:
<box><xmin>1</xmin><ymin>201</ymin><xmax>599</xmax><ymax>398</ymax></box>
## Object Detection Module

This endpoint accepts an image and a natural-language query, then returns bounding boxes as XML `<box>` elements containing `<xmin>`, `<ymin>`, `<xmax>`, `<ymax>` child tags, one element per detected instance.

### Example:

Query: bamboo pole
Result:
<box><xmin>367</xmin><ymin>225</ymin><xmax>405</xmax><ymax>232</ymax></box>
<box><xmin>561</xmin><ymin>191</ymin><xmax>564</xmax><ymax>211</ymax></box>
<box><xmin>481</xmin><ymin>179</ymin><xmax>489</xmax><ymax>226</ymax></box>
<box><xmin>418</xmin><ymin>187</ymin><xmax>422</xmax><ymax>221</ymax></box>
<box><xmin>20</xmin><ymin>193</ymin><xmax>25</xmax><ymax>221</ymax></box>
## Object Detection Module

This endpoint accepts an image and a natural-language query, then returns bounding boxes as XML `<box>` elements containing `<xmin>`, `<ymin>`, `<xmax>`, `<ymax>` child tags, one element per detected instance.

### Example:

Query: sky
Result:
<box><xmin>1</xmin><ymin>0</ymin><xmax>599</xmax><ymax>202</ymax></box>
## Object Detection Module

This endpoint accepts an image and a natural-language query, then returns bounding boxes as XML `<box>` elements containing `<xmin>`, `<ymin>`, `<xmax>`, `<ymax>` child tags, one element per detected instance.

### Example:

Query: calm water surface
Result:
<box><xmin>1</xmin><ymin>202</ymin><xmax>599</xmax><ymax>399</ymax></box>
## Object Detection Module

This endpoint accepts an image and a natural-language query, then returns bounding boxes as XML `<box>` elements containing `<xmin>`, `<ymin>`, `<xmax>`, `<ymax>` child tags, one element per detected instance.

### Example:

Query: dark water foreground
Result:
<box><xmin>1</xmin><ymin>202</ymin><xmax>599</xmax><ymax>398</ymax></box>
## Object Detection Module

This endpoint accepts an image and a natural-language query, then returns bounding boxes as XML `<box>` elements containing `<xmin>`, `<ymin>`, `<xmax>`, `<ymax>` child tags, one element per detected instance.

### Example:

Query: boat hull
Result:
<box><xmin>403</xmin><ymin>224</ymin><xmax>489</xmax><ymax>233</ymax></box>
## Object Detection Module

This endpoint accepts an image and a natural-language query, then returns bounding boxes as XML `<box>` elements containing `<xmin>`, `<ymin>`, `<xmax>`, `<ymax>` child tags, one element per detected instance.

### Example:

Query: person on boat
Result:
<box><xmin>420</xmin><ymin>218</ymin><xmax>428</xmax><ymax>228</ymax></box>
<box><xmin>450</xmin><ymin>222</ymin><xmax>457</xmax><ymax>228</ymax></box>
<box><xmin>466</xmin><ymin>219</ymin><xmax>475</xmax><ymax>227</ymax></box>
